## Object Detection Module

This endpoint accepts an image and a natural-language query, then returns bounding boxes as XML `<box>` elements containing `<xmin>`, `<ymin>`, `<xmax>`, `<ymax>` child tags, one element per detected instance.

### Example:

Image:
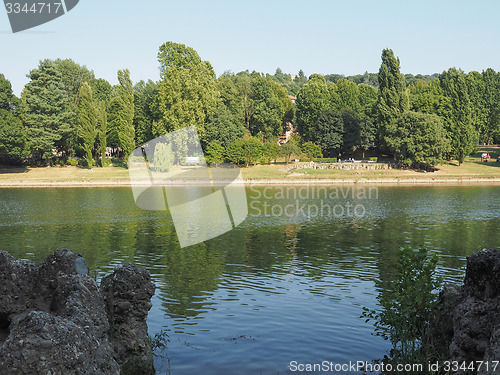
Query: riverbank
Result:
<box><xmin>1</xmin><ymin>147</ymin><xmax>500</xmax><ymax>187</ymax></box>
<box><xmin>2</xmin><ymin>173</ymin><xmax>500</xmax><ymax>187</ymax></box>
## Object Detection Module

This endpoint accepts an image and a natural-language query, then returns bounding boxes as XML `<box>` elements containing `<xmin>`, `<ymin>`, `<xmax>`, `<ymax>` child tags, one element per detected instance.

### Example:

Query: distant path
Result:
<box><xmin>2</xmin><ymin>176</ymin><xmax>500</xmax><ymax>187</ymax></box>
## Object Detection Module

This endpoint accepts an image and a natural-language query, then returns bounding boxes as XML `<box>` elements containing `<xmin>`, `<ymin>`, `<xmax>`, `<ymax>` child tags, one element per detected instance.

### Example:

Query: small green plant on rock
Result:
<box><xmin>149</xmin><ymin>330</ymin><xmax>170</xmax><ymax>352</ymax></box>
<box><xmin>362</xmin><ymin>245</ymin><xmax>443</xmax><ymax>367</ymax></box>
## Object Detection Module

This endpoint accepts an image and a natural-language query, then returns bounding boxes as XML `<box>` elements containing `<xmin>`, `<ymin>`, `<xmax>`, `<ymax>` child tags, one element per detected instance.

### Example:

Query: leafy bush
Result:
<box><xmin>67</xmin><ymin>159</ymin><xmax>78</xmax><ymax>166</ymax></box>
<box><xmin>280</xmin><ymin>139</ymin><xmax>301</xmax><ymax>164</ymax></box>
<box><xmin>241</xmin><ymin>138</ymin><xmax>264</xmax><ymax>166</ymax></box>
<box><xmin>226</xmin><ymin>138</ymin><xmax>264</xmax><ymax>167</ymax></box>
<box><xmin>301</xmin><ymin>141</ymin><xmax>322</xmax><ymax>161</ymax></box>
<box><xmin>362</xmin><ymin>245</ymin><xmax>442</xmax><ymax>364</ymax></box>
<box><xmin>205</xmin><ymin>140</ymin><xmax>225</xmax><ymax>165</ymax></box>
<box><xmin>225</xmin><ymin>139</ymin><xmax>245</xmax><ymax>165</ymax></box>
<box><xmin>77</xmin><ymin>158</ymin><xmax>89</xmax><ymax>167</ymax></box>
<box><xmin>262</xmin><ymin>142</ymin><xmax>280</xmax><ymax>164</ymax></box>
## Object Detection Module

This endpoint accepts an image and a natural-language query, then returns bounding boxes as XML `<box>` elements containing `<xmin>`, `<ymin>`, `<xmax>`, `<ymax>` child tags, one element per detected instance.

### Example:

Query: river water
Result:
<box><xmin>1</xmin><ymin>185</ymin><xmax>499</xmax><ymax>374</ymax></box>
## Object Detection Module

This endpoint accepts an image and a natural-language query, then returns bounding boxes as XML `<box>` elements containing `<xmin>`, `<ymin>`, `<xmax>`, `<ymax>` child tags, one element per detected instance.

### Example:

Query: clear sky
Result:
<box><xmin>1</xmin><ymin>0</ymin><xmax>500</xmax><ymax>95</ymax></box>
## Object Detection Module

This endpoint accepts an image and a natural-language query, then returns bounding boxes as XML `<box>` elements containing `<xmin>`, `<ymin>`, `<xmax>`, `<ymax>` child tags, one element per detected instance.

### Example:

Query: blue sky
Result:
<box><xmin>1</xmin><ymin>0</ymin><xmax>500</xmax><ymax>95</ymax></box>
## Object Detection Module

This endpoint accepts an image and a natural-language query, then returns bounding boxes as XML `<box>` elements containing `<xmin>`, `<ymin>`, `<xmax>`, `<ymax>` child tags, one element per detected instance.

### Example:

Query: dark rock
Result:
<box><xmin>426</xmin><ymin>283</ymin><xmax>461</xmax><ymax>356</ymax></box>
<box><xmin>427</xmin><ymin>249</ymin><xmax>500</xmax><ymax>374</ymax></box>
<box><xmin>0</xmin><ymin>249</ymin><xmax>156</xmax><ymax>375</ymax></box>
<box><xmin>102</xmin><ymin>264</ymin><xmax>156</xmax><ymax>375</ymax></box>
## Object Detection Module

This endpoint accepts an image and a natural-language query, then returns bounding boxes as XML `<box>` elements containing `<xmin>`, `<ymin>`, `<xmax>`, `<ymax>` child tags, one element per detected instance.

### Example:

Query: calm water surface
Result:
<box><xmin>1</xmin><ymin>185</ymin><xmax>499</xmax><ymax>374</ymax></box>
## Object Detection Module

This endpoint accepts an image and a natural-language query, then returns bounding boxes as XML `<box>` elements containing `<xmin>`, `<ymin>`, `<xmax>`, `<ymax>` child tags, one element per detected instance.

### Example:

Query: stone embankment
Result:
<box><xmin>285</xmin><ymin>161</ymin><xmax>395</xmax><ymax>172</ymax></box>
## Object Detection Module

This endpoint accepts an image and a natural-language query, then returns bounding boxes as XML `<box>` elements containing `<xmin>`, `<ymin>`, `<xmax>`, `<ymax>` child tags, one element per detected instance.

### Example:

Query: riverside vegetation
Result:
<box><xmin>362</xmin><ymin>246</ymin><xmax>443</xmax><ymax>373</ymax></box>
<box><xmin>1</xmin><ymin>43</ymin><xmax>500</xmax><ymax>172</ymax></box>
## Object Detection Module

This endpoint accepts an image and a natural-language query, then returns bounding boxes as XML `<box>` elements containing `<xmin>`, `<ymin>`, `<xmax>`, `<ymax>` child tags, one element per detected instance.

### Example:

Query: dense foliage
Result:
<box><xmin>362</xmin><ymin>246</ymin><xmax>442</xmax><ymax>365</ymax></box>
<box><xmin>1</xmin><ymin>43</ymin><xmax>498</xmax><ymax>168</ymax></box>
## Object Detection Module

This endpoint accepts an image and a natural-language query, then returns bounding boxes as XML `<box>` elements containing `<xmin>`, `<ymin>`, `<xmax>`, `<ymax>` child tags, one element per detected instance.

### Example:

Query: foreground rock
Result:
<box><xmin>0</xmin><ymin>249</ymin><xmax>156</xmax><ymax>375</ymax></box>
<box><xmin>428</xmin><ymin>249</ymin><xmax>500</xmax><ymax>374</ymax></box>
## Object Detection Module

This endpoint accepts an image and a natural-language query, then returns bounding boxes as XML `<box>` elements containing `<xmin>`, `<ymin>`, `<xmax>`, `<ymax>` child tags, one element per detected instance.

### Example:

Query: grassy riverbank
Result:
<box><xmin>1</xmin><ymin>146</ymin><xmax>500</xmax><ymax>186</ymax></box>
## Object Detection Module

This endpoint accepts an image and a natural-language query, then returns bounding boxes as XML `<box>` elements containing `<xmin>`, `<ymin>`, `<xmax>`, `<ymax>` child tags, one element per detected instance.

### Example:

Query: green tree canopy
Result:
<box><xmin>107</xmin><ymin>69</ymin><xmax>135</xmax><ymax>160</ymax></box>
<box><xmin>295</xmin><ymin>74</ymin><xmax>331</xmax><ymax>141</ymax></box>
<box><xmin>311</xmin><ymin>109</ymin><xmax>344</xmax><ymax>157</ymax></box>
<box><xmin>90</xmin><ymin>78</ymin><xmax>113</xmax><ymax>103</ymax></box>
<box><xmin>262</xmin><ymin>141</ymin><xmax>280</xmax><ymax>164</ymax></box>
<box><xmin>341</xmin><ymin>110</ymin><xmax>375</xmax><ymax>156</ymax></box>
<box><xmin>0</xmin><ymin>109</ymin><xmax>26</xmax><ymax>164</ymax></box>
<box><xmin>334</xmin><ymin>79</ymin><xmax>362</xmax><ymax>114</ymax></box>
<box><xmin>133</xmin><ymin>79</ymin><xmax>158</xmax><ymax>146</ymax></box>
<box><xmin>0</xmin><ymin>74</ymin><xmax>19</xmax><ymax>112</ymax></box>
<box><xmin>21</xmin><ymin>60</ymin><xmax>71</xmax><ymax>162</ymax></box>
<box><xmin>153</xmin><ymin>142</ymin><xmax>174</xmax><ymax>172</ymax></box>
<box><xmin>280</xmin><ymin>138</ymin><xmax>301</xmax><ymax>164</ymax></box>
<box><xmin>204</xmin><ymin>140</ymin><xmax>225</xmax><ymax>165</ymax></box>
<box><xmin>53</xmin><ymin>59</ymin><xmax>96</xmax><ymax>156</ymax></box>
<box><xmin>376</xmin><ymin>49</ymin><xmax>409</xmax><ymax>151</ymax></box>
<box><xmin>439</xmin><ymin>68</ymin><xmax>476</xmax><ymax>164</ymax></box>
<box><xmin>204</xmin><ymin>106</ymin><xmax>245</xmax><ymax>147</ymax></box>
<box><xmin>77</xmin><ymin>82</ymin><xmax>97</xmax><ymax>167</ymax></box>
<box><xmin>249</xmin><ymin>76</ymin><xmax>288</xmax><ymax>138</ymax></box>
<box><xmin>301</xmin><ymin>141</ymin><xmax>322</xmax><ymax>161</ymax></box>
<box><xmin>152</xmin><ymin>42</ymin><xmax>219</xmax><ymax>139</ymax></box>
<box><xmin>96</xmin><ymin>101</ymin><xmax>108</xmax><ymax>167</ymax></box>
<box><xmin>385</xmin><ymin>111</ymin><xmax>450</xmax><ymax>168</ymax></box>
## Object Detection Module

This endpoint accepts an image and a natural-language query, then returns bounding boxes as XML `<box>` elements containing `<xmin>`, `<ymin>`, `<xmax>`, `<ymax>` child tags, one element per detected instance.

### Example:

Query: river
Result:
<box><xmin>1</xmin><ymin>185</ymin><xmax>499</xmax><ymax>374</ymax></box>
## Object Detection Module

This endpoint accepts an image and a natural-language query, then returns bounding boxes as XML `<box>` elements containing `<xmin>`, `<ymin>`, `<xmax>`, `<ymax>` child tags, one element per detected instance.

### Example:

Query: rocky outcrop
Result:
<box><xmin>102</xmin><ymin>264</ymin><xmax>156</xmax><ymax>375</ymax></box>
<box><xmin>428</xmin><ymin>249</ymin><xmax>500</xmax><ymax>374</ymax></box>
<box><xmin>0</xmin><ymin>249</ymin><xmax>156</xmax><ymax>375</ymax></box>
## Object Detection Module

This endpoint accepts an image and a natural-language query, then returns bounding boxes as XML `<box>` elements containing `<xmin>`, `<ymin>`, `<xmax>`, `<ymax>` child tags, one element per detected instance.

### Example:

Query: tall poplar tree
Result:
<box><xmin>96</xmin><ymin>101</ymin><xmax>108</xmax><ymax>167</ymax></box>
<box><xmin>108</xmin><ymin>69</ymin><xmax>135</xmax><ymax>160</ymax></box>
<box><xmin>439</xmin><ymin>68</ymin><xmax>476</xmax><ymax>164</ymax></box>
<box><xmin>77</xmin><ymin>82</ymin><xmax>97</xmax><ymax>167</ymax></box>
<box><xmin>376</xmin><ymin>49</ymin><xmax>409</xmax><ymax>151</ymax></box>
<box><xmin>117</xmin><ymin>69</ymin><xmax>135</xmax><ymax>160</ymax></box>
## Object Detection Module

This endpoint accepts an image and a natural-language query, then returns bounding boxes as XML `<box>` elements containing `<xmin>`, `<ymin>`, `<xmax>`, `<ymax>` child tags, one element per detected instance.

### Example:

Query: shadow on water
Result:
<box><xmin>0</xmin><ymin>185</ymin><xmax>498</xmax><ymax>373</ymax></box>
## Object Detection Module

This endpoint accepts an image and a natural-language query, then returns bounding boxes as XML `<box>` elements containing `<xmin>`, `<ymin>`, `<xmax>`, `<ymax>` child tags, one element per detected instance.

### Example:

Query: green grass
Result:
<box><xmin>0</xmin><ymin>165</ymin><xmax>131</xmax><ymax>183</ymax></box>
<box><xmin>2</xmin><ymin>146</ymin><xmax>500</xmax><ymax>184</ymax></box>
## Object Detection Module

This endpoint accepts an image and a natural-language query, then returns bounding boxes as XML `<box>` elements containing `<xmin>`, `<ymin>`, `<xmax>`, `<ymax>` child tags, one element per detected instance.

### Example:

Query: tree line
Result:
<box><xmin>1</xmin><ymin>43</ymin><xmax>499</xmax><ymax>168</ymax></box>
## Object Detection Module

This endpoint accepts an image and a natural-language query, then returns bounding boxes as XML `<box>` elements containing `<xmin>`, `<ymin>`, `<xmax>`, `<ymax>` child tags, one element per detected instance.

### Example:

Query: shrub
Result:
<box><xmin>241</xmin><ymin>138</ymin><xmax>263</xmax><ymax>167</ymax></box>
<box><xmin>362</xmin><ymin>246</ymin><xmax>442</xmax><ymax>363</ymax></box>
<box><xmin>301</xmin><ymin>141</ymin><xmax>322</xmax><ymax>161</ymax></box>
<box><xmin>280</xmin><ymin>139</ymin><xmax>301</xmax><ymax>164</ymax></box>
<box><xmin>205</xmin><ymin>140</ymin><xmax>225</xmax><ymax>165</ymax></box>
<box><xmin>225</xmin><ymin>140</ymin><xmax>245</xmax><ymax>165</ymax></box>
<box><xmin>226</xmin><ymin>138</ymin><xmax>264</xmax><ymax>167</ymax></box>
<box><xmin>77</xmin><ymin>158</ymin><xmax>88</xmax><ymax>167</ymax></box>
<box><xmin>262</xmin><ymin>142</ymin><xmax>280</xmax><ymax>164</ymax></box>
